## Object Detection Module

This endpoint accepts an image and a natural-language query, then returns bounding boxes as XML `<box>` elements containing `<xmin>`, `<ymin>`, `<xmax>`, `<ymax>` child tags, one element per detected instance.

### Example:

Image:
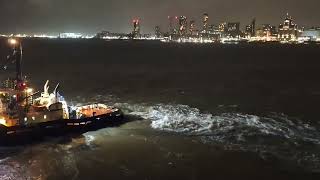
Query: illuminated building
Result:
<box><xmin>96</xmin><ymin>31</ymin><xmax>111</xmax><ymax>39</ymax></box>
<box><xmin>165</xmin><ymin>16</ymin><xmax>179</xmax><ymax>40</ymax></box>
<box><xmin>245</xmin><ymin>25</ymin><xmax>253</xmax><ymax>37</ymax></box>
<box><xmin>155</xmin><ymin>26</ymin><xmax>162</xmax><ymax>38</ymax></box>
<box><xmin>189</xmin><ymin>20</ymin><xmax>198</xmax><ymax>36</ymax></box>
<box><xmin>199</xmin><ymin>13</ymin><xmax>221</xmax><ymax>40</ymax></box>
<box><xmin>255</xmin><ymin>24</ymin><xmax>278</xmax><ymax>41</ymax></box>
<box><xmin>218</xmin><ymin>22</ymin><xmax>227</xmax><ymax>38</ymax></box>
<box><xmin>227</xmin><ymin>22</ymin><xmax>240</xmax><ymax>38</ymax></box>
<box><xmin>278</xmin><ymin>13</ymin><xmax>299</xmax><ymax>41</ymax></box>
<box><xmin>208</xmin><ymin>25</ymin><xmax>220</xmax><ymax>35</ymax></box>
<box><xmin>251</xmin><ymin>18</ymin><xmax>256</xmax><ymax>37</ymax></box>
<box><xmin>189</xmin><ymin>20</ymin><xmax>195</xmax><ymax>33</ymax></box>
<box><xmin>178</xmin><ymin>16</ymin><xmax>188</xmax><ymax>36</ymax></box>
<box><xmin>219</xmin><ymin>22</ymin><xmax>227</xmax><ymax>32</ymax></box>
<box><xmin>132</xmin><ymin>19</ymin><xmax>141</xmax><ymax>38</ymax></box>
<box><xmin>200</xmin><ymin>13</ymin><xmax>210</xmax><ymax>39</ymax></box>
<box><xmin>208</xmin><ymin>25</ymin><xmax>222</xmax><ymax>40</ymax></box>
<box><xmin>59</xmin><ymin>33</ymin><xmax>82</xmax><ymax>39</ymax></box>
<box><xmin>168</xmin><ymin>16</ymin><xmax>177</xmax><ymax>35</ymax></box>
<box><xmin>245</xmin><ymin>18</ymin><xmax>256</xmax><ymax>37</ymax></box>
<box><xmin>262</xmin><ymin>24</ymin><xmax>277</xmax><ymax>36</ymax></box>
<box><xmin>95</xmin><ymin>31</ymin><xmax>130</xmax><ymax>40</ymax></box>
<box><xmin>299</xmin><ymin>27</ymin><xmax>320</xmax><ymax>41</ymax></box>
<box><xmin>203</xmin><ymin>13</ymin><xmax>209</xmax><ymax>32</ymax></box>
<box><xmin>256</xmin><ymin>29</ymin><xmax>269</xmax><ymax>39</ymax></box>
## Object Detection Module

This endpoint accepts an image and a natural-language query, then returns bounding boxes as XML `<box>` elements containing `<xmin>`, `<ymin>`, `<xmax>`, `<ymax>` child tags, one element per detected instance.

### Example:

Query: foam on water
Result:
<box><xmin>115</xmin><ymin>102</ymin><xmax>320</xmax><ymax>171</ymax></box>
<box><xmin>117</xmin><ymin>103</ymin><xmax>320</xmax><ymax>143</ymax></box>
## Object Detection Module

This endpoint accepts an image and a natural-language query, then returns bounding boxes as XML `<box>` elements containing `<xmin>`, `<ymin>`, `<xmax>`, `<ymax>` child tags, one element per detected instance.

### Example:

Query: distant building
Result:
<box><xmin>278</xmin><ymin>13</ymin><xmax>299</xmax><ymax>41</ymax></box>
<box><xmin>219</xmin><ymin>22</ymin><xmax>227</xmax><ymax>33</ymax></box>
<box><xmin>202</xmin><ymin>13</ymin><xmax>209</xmax><ymax>33</ymax></box>
<box><xmin>132</xmin><ymin>19</ymin><xmax>141</xmax><ymax>38</ymax></box>
<box><xmin>59</xmin><ymin>33</ymin><xmax>82</xmax><ymax>39</ymax></box>
<box><xmin>178</xmin><ymin>16</ymin><xmax>188</xmax><ymax>36</ymax></box>
<box><xmin>96</xmin><ymin>31</ymin><xmax>110</xmax><ymax>38</ymax></box>
<box><xmin>227</xmin><ymin>22</ymin><xmax>241</xmax><ymax>38</ymax></box>
<box><xmin>189</xmin><ymin>20</ymin><xmax>197</xmax><ymax>36</ymax></box>
<box><xmin>168</xmin><ymin>16</ymin><xmax>177</xmax><ymax>35</ymax></box>
<box><xmin>245</xmin><ymin>25</ymin><xmax>253</xmax><ymax>37</ymax></box>
<box><xmin>155</xmin><ymin>26</ymin><xmax>162</xmax><ymax>38</ymax></box>
<box><xmin>207</xmin><ymin>24</ymin><xmax>222</xmax><ymax>39</ymax></box>
<box><xmin>263</xmin><ymin>24</ymin><xmax>277</xmax><ymax>34</ymax></box>
<box><xmin>251</xmin><ymin>18</ymin><xmax>256</xmax><ymax>36</ymax></box>
<box><xmin>254</xmin><ymin>24</ymin><xmax>278</xmax><ymax>41</ymax></box>
<box><xmin>218</xmin><ymin>22</ymin><xmax>228</xmax><ymax>38</ymax></box>
<box><xmin>300</xmin><ymin>27</ymin><xmax>320</xmax><ymax>41</ymax></box>
<box><xmin>260</xmin><ymin>24</ymin><xmax>277</xmax><ymax>37</ymax></box>
<box><xmin>95</xmin><ymin>31</ymin><xmax>130</xmax><ymax>39</ymax></box>
<box><xmin>208</xmin><ymin>25</ymin><xmax>219</xmax><ymax>33</ymax></box>
<box><xmin>245</xmin><ymin>18</ymin><xmax>256</xmax><ymax>37</ymax></box>
<box><xmin>165</xmin><ymin>16</ymin><xmax>180</xmax><ymax>40</ymax></box>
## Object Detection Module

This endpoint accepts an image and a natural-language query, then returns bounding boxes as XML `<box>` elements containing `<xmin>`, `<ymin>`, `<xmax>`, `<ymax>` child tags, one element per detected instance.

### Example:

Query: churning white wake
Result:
<box><xmin>115</xmin><ymin>102</ymin><xmax>320</xmax><ymax>171</ymax></box>
<box><xmin>118</xmin><ymin>103</ymin><xmax>320</xmax><ymax>144</ymax></box>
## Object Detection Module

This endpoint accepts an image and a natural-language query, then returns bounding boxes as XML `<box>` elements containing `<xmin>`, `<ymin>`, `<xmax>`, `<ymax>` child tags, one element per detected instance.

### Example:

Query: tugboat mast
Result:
<box><xmin>8</xmin><ymin>39</ymin><xmax>23</xmax><ymax>84</ymax></box>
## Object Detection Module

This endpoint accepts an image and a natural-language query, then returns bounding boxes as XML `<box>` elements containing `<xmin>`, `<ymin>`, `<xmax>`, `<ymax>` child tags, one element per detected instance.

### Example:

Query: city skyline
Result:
<box><xmin>0</xmin><ymin>0</ymin><xmax>320</xmax><ymax>34</ymax></box>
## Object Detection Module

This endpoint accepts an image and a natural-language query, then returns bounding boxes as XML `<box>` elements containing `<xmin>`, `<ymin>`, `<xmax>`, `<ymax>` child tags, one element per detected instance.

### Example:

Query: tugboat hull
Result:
<box><xmin>0</xmin><ymin>109</ymin><xmax>124</xmax><ymax>145</ymax></box>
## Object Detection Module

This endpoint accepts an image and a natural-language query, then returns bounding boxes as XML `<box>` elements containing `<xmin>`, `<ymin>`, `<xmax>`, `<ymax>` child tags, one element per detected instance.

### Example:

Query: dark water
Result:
<box><xmin>1</xmin><ymin>38</ymin><xmax>320</xmax><ymax>179</ymax></box>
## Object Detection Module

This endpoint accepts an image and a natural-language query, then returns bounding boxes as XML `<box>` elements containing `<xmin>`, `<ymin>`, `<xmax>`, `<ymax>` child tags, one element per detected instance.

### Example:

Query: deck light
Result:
<box><xmin>8</xmin><ymin>38</ymin><xmax>18</xmax><ymax>45</ymax></box>
<box><xmin>0</xmin><ymin>118</ymin><xmax>6</xmax><ymax>126</ymax></box>
<box><xmin>26</xmin><ymin>88</ymin><xmax>33</xmax><ymax>93</ymax></box>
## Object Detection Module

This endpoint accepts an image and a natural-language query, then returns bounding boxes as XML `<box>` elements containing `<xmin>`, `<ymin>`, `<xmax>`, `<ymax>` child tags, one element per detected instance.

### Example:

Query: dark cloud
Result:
<box><xmin>0</xmin><ymin>0</ymin><xmax>319</xmax><ymax>34</ymax></box>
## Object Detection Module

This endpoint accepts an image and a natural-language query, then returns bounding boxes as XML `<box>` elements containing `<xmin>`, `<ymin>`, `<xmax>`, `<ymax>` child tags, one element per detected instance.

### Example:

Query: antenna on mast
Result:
<box><xmin>8</xmin><ymin>38</ymin><xmax>23</xmax><ymax>83</ymax></box>
<box><xmin>3</xmin><ymin>38</ymin><xmax>23</xmax><ymax>82</ymax></box>
<box><xmin>5</xmin><ymin>38</ymin><xmax>26</xmax><ymax>91</ymax></box>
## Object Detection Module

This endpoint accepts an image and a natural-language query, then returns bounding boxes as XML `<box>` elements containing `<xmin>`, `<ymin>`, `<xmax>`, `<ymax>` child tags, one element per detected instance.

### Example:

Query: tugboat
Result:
<box><xmin>0</xmin><ymin>38</ymin><xmax>123</xmax><ymax>141</ymax></box>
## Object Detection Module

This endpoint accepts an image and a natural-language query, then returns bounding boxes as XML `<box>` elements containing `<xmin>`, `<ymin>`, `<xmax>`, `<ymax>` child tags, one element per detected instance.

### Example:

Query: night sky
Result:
<box><xmin>0</xmin><ymin>0</ymin><xmax>319</xmax><ymax>34</ymax></box>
